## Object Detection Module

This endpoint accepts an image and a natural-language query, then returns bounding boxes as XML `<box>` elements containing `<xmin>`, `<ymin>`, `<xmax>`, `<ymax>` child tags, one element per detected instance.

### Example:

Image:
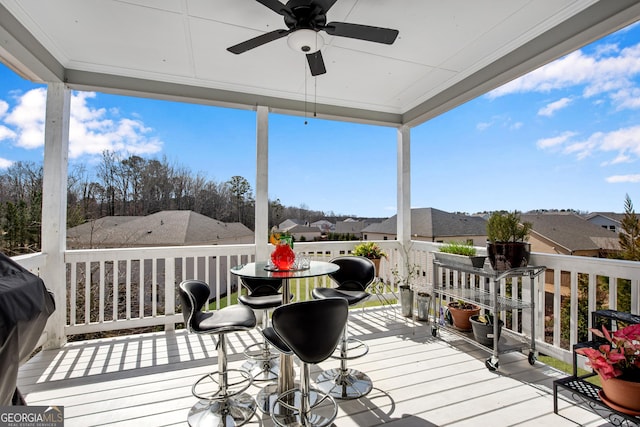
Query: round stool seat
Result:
<box><xmin>238</xmin><ymin>293</ymin><xmax>283</xmax><ymax>310</ymax></box>
<box><xmin>312</xmin><ymin>287</ymin><xmax>369</xmax><ymax>305</ymax></box>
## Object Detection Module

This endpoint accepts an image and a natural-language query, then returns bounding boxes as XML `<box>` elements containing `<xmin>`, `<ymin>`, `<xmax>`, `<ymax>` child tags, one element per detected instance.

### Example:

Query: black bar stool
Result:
<box><xmin>179</xmin><ymin>279</ymin><xmax>257</xmax><ymax>427</ymax></box>
<box><xmin>311</xmin><ymin>256</ymin><xmax>375</xmax><ymax>399</ymax></box>
<box><xmin>238</xmin><ymin>277</ymin><xmax>285</xmax><ymax>381</ymax></box>
<box><xmin>262</xmin><ymin>298</ymin><xmax>348</xmax><ymax>427</ymax></box>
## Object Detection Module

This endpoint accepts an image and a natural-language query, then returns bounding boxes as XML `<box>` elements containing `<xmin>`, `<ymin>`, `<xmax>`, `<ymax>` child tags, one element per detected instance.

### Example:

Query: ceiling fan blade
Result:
<box><xmin>306</xmin><ymin>51</ymin><xmax>326</xmax><ymax>76</ymax></box>
<box><xmin>324</xmin><ymin>22</ymin><xmax>399</xmax><ymax>44</ymax></box>
<box><xmin>255</xmin><ymin>0</ymin><xmax>292</xmax><ymax>16</ymax></box>
<box><xmin>227</xmin><ymin>29</ymin><xmax>291</xmax><ymax>54</ymax></box>
<box><xmin>316</xmin><ymin>0</ymin><xmax>338</xmax><ymax>13</ymax></box>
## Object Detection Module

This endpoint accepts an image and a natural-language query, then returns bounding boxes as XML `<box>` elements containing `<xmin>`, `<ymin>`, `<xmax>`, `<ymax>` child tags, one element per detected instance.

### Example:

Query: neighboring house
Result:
<box><xmin>335</xmin><ymin>218</ymin><xmax>367</xmax><ymax>237</ymax></box>
<box><xmin>283</xmin><ymin>224</ymin><xmax>322</xmax><ymax>242</ymax></box>
<box><xmin>585</xmin><ymin>212</ymin><xmax>624</xmax><ymax>234</ymax></box>
<box><xmin>311</xmin><ymin>219</ymin><xmax>334</xmax><ymax>233</ymax></box>
<box><xmin>67</xmin><ymin>210</ymin><xmax>254</xmax><ymax>249</ymax></box>
<box><xmin>278</xmin><ymin>219</ymin><xmax>304</xmax><ymax>230</ymax></box>
<box><xmin>362</xmin><ymin>208</ymin><xmax>487</xmax><ymax>246</ymax></box>
<box><xmin>522</xmin><ymin>213</ymin><xmax>620</xmax><ymax>257</ymax></box>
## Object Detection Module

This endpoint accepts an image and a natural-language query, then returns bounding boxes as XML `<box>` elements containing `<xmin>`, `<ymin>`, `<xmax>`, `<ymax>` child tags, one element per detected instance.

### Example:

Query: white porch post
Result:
<box><xmin>397</xmin><ymin>125</ymin><xmax>411</xmax><ymax>246</ymax></box>
<box><xmin>41</xmin><ymin>83</ymin><xmax>70</xmax><ymax>349</ymax></box>
<box><xmin>255</xmin><ymin>106</ymin><xmax>269</xmax><ymax>261</ymax></box>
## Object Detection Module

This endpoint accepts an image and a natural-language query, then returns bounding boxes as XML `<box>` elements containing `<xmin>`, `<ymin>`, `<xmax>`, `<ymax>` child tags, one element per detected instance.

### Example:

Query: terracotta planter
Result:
<box><xmin>447</xmin><ymin>302</ymin><xmax>480</xmax><ymax>331</ymax></box>
<box><xmin>370</xmin><ymin>257</ymin><xmax>380</xmax><ymax>275</ymax></box>
<box><xmin>600</xmin><ymin>376</ymin><xmax>640</xmax><ymax>414</ymax></box>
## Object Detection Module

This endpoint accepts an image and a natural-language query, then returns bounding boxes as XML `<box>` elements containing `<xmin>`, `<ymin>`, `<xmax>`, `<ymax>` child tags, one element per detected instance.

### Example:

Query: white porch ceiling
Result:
<box><xmin>1</xmin><ymin>0</ymin><xmax>639</xmax><ymax>126</ymax></box>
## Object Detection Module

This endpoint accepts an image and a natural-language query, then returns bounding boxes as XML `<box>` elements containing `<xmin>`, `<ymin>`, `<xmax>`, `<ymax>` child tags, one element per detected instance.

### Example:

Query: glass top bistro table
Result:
<box><xmin>230</xmin><ymin>260</ymin><xmax>340</xmax><ymax>414</ymax></box>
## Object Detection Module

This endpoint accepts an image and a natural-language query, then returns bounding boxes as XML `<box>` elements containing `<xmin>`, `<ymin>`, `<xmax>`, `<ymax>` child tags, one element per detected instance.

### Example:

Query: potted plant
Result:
<box><xmin>469</xmin><ymin>313</ymin><xmax>504</xmax><ymax>346</ymax></box>
<box><xmin>486</xmin><ymin>211</ymin><xmax>532</xmax><ymax>271</ymax></box>
<box><xmin>434</xmin><ymin>242</ymin><xmax>486</xmax><ymax>269</ymax></box>
<box><xmin>352</xmin><ymin>241</ymin><xmax>387</xmax><ymax>274</ymax></box>
<box><xmin>575</xmin><ymin>324</ymin><xmax>640</xmax><ymax>413</ymax></box>
<box><xmin>391</xmin><ymin>245</ymin><xmax>421</xmax><ymax>318</ymax></box>
<box><xmin>447</xmin><ymin>300</ymin><xmax>481</xmax><ymax>331</ymax></box>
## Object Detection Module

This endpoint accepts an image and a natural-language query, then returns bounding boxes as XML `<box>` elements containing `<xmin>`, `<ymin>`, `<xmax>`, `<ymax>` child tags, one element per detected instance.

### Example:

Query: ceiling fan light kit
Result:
<box><xmin>287</xmin><ymin>29</ymin><xmax>324</xmax><ymax>53</ymax></box>
<box><xmin>227</xmin><ymin>0</ymin><xmax>399</xmax><ymax>76</ymax></box>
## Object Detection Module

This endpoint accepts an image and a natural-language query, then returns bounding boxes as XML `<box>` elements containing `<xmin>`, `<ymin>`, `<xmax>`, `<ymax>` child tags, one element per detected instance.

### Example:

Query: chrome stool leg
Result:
<box><xmin>271</xmin><ymin>362</ymin><xmax>338</xmax><ymax>427</ymax></box>
<box><xmin>242</xmin><ymin>309</ymin><xmax>279</xmax><ymax>381</ymax></box>
<box><xmin>315</xmin><ymin>321</ymin><xmax>373</xmax><ymax>400</ymax></box>
<box><xmin>187</xmin><ymin>334</ymin><xmax>257</xmax><ymax>427</ymax></box>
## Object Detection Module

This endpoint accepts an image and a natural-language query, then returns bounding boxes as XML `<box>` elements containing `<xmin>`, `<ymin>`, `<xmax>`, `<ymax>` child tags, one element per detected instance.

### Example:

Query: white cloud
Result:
<box><xmin>5</xmin><ymin>88</ymin><xmax>46</xmax><ymax>149</ymax></box>
<box><xmin>0</xmin><ymin>157</ymin><xmax>13</xmax><ymax>169</ymax></box>
<box><xmin>606</xmin><ymin>174</ymin><xmax>640</xmax><ymax>183</ymax></box>
<box><xmin>0</xmin><ymin>125</ymin><xmax>16</xmax><ymax>141</ymax></box>
<box><xmin>538</xmin><ymin>97</ymin><xmax>572</xmax><ymax>117</ymax></box>
<box><xmin>536</xmin><ymin>131</ymin><xmax>577</xmax><ymax>149</ymax></box>
<box><xmin>1</xmin><ymin>88</ymin><xmax>163</xmax><ymax>160</ymax></box>
<box><xmin>538</xmin><ymin>125</ymin><xmax>640</xmax><ymax>163</ymax></box>
<box><xmin>488</xmin><ymin>43</ymin><xmax>640</xmax><ymax>110</ymax></box>
<box><xmin>0</xmin><ymin>100</ymin><xmax>8</xmax><ymax>117</ymax></box>
<box><xmin>477</xmin><ymin>121</ymin><xmax>491</xmax><ymax>131</ymax></box>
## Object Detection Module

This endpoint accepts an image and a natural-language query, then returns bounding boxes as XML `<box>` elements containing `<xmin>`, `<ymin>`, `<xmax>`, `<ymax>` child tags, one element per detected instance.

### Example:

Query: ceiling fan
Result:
<box><xmin>227</xmin><ymin>0</ymin><xmax>399</xmax><ymax>76</ymax></box>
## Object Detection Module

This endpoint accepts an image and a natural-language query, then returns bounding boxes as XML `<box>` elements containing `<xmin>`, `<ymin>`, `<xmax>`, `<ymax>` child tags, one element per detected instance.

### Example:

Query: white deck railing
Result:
<box><xmin>13</xmin><ymin>240</ymin><xmax>640</xmax><ymax>367</ymax></box>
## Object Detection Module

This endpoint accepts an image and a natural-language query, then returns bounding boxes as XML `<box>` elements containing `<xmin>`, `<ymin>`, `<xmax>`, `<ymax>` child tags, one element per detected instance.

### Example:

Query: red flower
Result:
<box><xmin>576</xmin><ymin>323</ymin><xmax>640</xmax><ymax>381</ymax></box>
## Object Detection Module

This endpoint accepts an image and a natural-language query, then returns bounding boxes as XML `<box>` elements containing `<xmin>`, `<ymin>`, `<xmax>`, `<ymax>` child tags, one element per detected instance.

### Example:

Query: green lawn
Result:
<box><xmin>537</xmin><ymin>355</ymin><xmax>601</xmax><ymax>386</ymax></box>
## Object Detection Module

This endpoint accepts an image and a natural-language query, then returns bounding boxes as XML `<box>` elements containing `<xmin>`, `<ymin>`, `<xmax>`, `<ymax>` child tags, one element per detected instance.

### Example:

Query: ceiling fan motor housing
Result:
<box><xmin>283</xmin><ymin>0</ymin><xmax>328</xmax><ymax>31</ymax></box>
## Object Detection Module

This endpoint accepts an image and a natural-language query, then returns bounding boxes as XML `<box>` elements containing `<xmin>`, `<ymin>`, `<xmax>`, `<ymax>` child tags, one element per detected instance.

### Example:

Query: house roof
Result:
<box><xmin>585</xmin><ymin>212</ymin><xmax>625</xmax><ymax>223</ymax></box>
<box><xmin>285</xmin><ymin>224</ymin><xmax>321</xmax><ymax>234</ymax></box>
<box><xmin>363</xmin><ymin>208</ymin><xmax>486</xmax><ymax>238</ymax></box>
<box><xmin>67</xmin><ymin>210</ymin><xmax>253</xmax><ymax>247</ymax></box>
<box><xmin>521</xmin><ymin>213</ymin><xmax>620</xmax><ymax>252</ymax></box>
<box><xmin>1</xmin><ymin>1</ymin><xmax>638</xmax><ymax>127</ymax></box>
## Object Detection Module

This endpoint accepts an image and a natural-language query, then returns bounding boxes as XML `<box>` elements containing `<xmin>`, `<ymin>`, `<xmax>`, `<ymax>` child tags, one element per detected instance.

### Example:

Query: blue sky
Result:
<box><xmin>0</xmin><ymin>22</ymin><xmax>639</xmax><ymax>218</ymax></box>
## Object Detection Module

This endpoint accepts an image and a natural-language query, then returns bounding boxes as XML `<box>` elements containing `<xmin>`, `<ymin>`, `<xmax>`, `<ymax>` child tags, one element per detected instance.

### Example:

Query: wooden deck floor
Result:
<box><xmin>18</xmin><ymin>307</ymin><xmax>608</xmax><ymax>426</ymax></box>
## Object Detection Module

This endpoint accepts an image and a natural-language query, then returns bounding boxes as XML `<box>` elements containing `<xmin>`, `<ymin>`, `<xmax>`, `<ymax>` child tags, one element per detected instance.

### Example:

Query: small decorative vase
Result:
<box><xmin>271</xmin><ymin>240</ymin><xmax>295</xmax><ymax>270</ymax></box>
<box><xmin>600</xmin><ymin>376</ymin><xmax>640</xmax><ymax>413</ymax></box>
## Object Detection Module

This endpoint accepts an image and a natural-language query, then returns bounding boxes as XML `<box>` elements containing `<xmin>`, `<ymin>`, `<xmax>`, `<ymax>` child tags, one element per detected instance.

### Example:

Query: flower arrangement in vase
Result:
<box><xmin>269</xmin><ymin>228</ymin><xmax>295</xmax><ymax>270</ymax></box>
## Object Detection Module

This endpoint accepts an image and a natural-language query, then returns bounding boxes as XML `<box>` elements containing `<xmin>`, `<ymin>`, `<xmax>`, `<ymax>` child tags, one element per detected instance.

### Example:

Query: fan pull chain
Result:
<box><xmin>304</xmin><ymin>56</ymin><xmax>308</xmax><ymax>125</ymax></box>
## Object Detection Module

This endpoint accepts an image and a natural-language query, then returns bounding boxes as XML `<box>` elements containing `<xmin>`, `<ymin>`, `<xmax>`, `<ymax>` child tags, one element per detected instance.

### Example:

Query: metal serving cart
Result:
<box><xmin>431</xmin><ymin>257</ymin><xmax>545</xmax><ymax>371</ymax></box>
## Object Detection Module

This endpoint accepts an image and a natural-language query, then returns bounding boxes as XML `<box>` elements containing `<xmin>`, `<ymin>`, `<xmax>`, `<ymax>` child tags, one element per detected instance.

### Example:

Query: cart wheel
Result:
<box><xmin>528</xmin><ymin>351</ymin><xmax>536</xmax><ymax>365</ymax></box>
<box><xmin>431</xmin><ymin>326</ymin><xmax>438</xmax><ymax>337</ymax></box>
<box><xmin>485</xmin><ymin>358</ymin><xmax>499</xmax><ymax>371</ymax></box>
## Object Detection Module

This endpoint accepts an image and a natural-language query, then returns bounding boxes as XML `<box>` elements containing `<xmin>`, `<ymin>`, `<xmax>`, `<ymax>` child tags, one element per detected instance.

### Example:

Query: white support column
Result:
<box><xmin>41</xmin><ymin>83</ymin><xmax>70</xmax><ymax>349</ymax></box>
<box><xmin>397</xmin><ymin>125</ymin><xmax>411</xmax><ymax>246</ymax></box>
<box><xmin>255</xmin><ymin>106</ymin><xmax>269</xmax><ymax>261</ymax></box>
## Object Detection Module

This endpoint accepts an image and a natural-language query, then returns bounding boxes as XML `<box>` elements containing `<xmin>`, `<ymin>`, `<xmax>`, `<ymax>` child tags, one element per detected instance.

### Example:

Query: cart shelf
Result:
<box><xmin>431</xmin><ymin>257</ymin><xmax>545</xmax><ymax>371</ymax></box>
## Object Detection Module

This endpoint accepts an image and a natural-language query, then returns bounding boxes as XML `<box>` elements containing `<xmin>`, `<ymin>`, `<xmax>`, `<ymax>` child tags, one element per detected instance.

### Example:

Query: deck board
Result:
<box><xmin>18</xmin><ymin>307</ymin><xmax>609</xmax><ymax>426</ymax></box>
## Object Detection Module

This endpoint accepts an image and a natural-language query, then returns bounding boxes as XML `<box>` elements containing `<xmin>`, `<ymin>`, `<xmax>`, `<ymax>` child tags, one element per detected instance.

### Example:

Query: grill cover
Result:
<box><xmin>0</xmin><ymin>252</ymin><xmax>55</xmax><ymax>405</ymax></box>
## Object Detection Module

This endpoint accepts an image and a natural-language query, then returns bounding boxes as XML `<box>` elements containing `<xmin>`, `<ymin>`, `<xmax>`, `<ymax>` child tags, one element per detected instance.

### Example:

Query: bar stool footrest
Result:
<box><xmin>192</xmin><ymin>368</ymin><xmax>253</xmax><ymax>401</ymax></box>
<box><xmin>271</xmin><ymin>387</ymin><xmax>338</xmax><ymax>427</ymax></box>
<box><xmin>331</xmin><ymin>337</ymin><xmax>369</xmax><ymax>361</ymax></box>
